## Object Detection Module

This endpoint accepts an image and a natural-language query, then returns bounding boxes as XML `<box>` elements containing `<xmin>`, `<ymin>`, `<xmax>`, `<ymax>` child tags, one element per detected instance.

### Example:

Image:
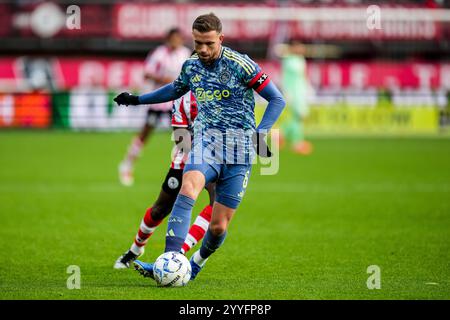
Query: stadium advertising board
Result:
<box><xmin>1</xmin><ymin>58</ymin><xmax>448</xmax><ymax>91</ymax></box>
<box><xmin>0</xmin><ymin>58</ymin><xmax>447</xmax><ymax>132</ymax></box>
<box><xmin>113</xmin><ymin>3</ymin><xmax>444</xmax><ymax>41</ymax></box>
<box><xmin>0</xmin><ymin>93</ymin><xmax>51</xmax><ymax>128</ymax></box>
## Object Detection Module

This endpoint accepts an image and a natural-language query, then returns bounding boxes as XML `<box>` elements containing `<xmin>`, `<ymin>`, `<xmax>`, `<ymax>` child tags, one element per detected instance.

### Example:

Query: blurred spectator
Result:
<box><xmin>118</xmin><ymin>27</ymin><xmax>191</xmax><ymax>186</ymax></box>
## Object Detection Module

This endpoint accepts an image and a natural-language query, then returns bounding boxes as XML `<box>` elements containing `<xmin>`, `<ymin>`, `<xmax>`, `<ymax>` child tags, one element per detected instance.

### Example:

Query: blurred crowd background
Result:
<box><xmin>0</xmin><ymin>0</ymin><xmax>449</xmax><ymax>135</ymax></box>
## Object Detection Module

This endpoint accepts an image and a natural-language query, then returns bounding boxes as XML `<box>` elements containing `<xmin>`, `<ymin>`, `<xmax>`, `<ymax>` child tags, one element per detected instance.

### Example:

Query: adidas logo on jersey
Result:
<box><xmin>191</xmin><ymin>74</ymin><xmax>202</xmax><ymax>83</ymax></box>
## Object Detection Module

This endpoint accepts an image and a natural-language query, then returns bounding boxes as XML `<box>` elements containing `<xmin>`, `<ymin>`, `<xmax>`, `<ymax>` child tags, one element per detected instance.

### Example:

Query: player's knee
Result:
<box><xmin>209</xmin><ymin>221</ymin><xmax>227</xmax><ymax>236</ymax></box>
<box><xmin>180</xmin><ymin>180</ymin><xmax>199</xmax><ymax>199</ymax></box>
<box><xmin>179</xmin><ymin>171</ymin><xmax>205</xmax><ymax>199</ymax></box>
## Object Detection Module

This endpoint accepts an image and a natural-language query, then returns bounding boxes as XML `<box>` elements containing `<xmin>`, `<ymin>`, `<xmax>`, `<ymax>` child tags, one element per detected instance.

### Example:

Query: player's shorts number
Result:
<box><xmin>242</xmin><ymin>170</ymin><xmax>249</xmax><ymax>189</ymax></box>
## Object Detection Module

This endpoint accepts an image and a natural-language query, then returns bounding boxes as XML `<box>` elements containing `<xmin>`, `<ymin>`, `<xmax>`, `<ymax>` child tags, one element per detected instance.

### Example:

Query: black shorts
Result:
<box><xmin>161</xmin><ymin>167</ymin><xmax>183</xmax><ymax>195</ymax></box>
<box><xmin>146</xmin><ymin>109</ymin><xmax>171</xmax><ymax>127</ymax></box>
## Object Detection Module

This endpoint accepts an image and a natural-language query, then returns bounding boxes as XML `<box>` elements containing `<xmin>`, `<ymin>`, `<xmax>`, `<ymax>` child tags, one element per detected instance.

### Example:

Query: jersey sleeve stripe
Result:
<box><xmin>223</xmin><ymin>52</ymin><xmax>252</xmax><ymax>75</ymax></box>
<box><xmin>229</xmin><ymin>52</ymin><xmax>255</xmax><ymax>72</ymax></box>
<box><xmin>232</xmin><ymin>53</ymin><xmax>256</xmax><ymax>72</ymax></box>
<box><xmin>225</xmin><ymin>50</ymin><xmax>255</xmax><ymax>72</ymax></box>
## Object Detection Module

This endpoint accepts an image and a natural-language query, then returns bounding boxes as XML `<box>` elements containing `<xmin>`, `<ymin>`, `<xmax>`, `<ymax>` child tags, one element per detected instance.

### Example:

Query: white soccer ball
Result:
<box><xmin>153</xmin><ymin>251</ymin><xmax>191</xmax><ymax>287</ymax></box>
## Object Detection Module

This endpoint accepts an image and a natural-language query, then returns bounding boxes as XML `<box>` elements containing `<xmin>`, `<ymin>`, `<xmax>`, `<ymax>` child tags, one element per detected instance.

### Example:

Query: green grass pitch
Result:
<box><xmin>0</xmin><ymin>131</ymin><xmax>449</xmax><ymax>299</ymax></box>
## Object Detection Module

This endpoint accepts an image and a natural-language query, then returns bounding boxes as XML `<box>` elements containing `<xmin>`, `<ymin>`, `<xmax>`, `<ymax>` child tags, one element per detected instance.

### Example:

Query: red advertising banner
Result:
<box><xmin>113</xmin><ymin>4</ymin><xmax>445</xmax><ymax>41</ymax></box>
<box><xmin>290</xmin><ymin>20</ymin><xmax>441</xmax><ymax>41</ymax></box>
<box><xmin>112</xmin><ymin>3</ymin><xmax>278</xmax><ymax>40</ymax></box>
<box><xmin>3</xmin><ymin>2</ymin><xmax>447</xmax><ymax>41</ymax></box>
<box><xmin>0</xmin><ymin>57</ymin><xmax>449</xmax><ymax>91</ymax></box>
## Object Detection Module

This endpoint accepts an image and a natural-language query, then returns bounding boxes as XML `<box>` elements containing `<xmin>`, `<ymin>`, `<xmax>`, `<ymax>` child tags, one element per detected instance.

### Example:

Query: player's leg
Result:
<box><xmin>118</xmin><ymin>109</ymin><xmax>159</xmax><ymax>186</ymax></box>
<box><xmin>133</xmin><ymin>166</ymin><xmax>218</xmax><ymax>278</ymax></box>
<box><xmin>133</xmin><ymin>172</ymin><xmax>217</xmax><ymax>278</ymax></box>
<box><xmin>290</xmin><ymin>97</ymin><xmax>312</xmax><ymax>155</ymax></box>
<box><xmin>181</xmin><ymin>182</ymin><xmax>216</xmax><ymax>254</ymax></box>
<box><xmin>190</xmin><ymin>202</ymin><xmax>234</xmax><ymax>279</ymax></box>
<box><xmin>114</xmin><ymin>168</ymin><xmax>182</xmax><ymax>269</ymax></box>
<box><xmin>190</xmin><ymin>164</ymin><xmax>251</xmax><ymax>280</ymax></box>
<box><xmin>164</xmin><ymin>168</ymin><xmax>215</xmax><ymax>252</ymax></box>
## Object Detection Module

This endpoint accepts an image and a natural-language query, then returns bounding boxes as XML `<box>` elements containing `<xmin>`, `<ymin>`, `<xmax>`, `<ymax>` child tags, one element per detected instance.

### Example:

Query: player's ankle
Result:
<box><xmin>130</xmin><ymin>243</ymin><xmax>144</xmax><ymax>256</ymax></box>
<box><xmin>192</xmin><ymin>250</ymin><xmax>208</xmax><ymax>267</ymax></box>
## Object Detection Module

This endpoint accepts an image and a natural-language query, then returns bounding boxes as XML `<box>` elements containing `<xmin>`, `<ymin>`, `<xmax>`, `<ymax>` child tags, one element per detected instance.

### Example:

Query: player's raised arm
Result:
<box><xmin>113</xmin><ymin>82</ymin><xmax>188</xmax><ymax>106</ymax></box>
<box><xmin>114</xmin><ymin>59</ymin><xmax>191</xmax><ymax>106</ymax></box>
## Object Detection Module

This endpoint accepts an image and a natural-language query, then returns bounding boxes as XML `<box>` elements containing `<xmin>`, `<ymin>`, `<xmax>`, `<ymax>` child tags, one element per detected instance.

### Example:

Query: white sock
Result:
<box><xmin>130</xmin><ymin>243</ymin><xmax>144</xmax><ymax>256</ymax></box>
<box><xmin>193</xmin><ymin>250</ymin><xmax>208</xmax><ymax>267</ymax></box>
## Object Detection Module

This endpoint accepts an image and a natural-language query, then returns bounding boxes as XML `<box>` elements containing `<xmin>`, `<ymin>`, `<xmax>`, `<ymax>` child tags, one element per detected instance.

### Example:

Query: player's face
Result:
<box><xmin>192</xmin><ymin>29</ymin><xmax>224</xmax><ymax>64</ymax></box>
<box><xmin>168</xmin><ymin>33</ymin><xmax>184</xmax><ymax>50</ymax></box>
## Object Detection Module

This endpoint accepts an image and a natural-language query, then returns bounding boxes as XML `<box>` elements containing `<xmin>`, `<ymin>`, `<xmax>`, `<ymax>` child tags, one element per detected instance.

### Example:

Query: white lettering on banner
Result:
<box><xmin>298</xmin><ymin>20</ymin><xmax>315</xmax><ymax>37</ymax></box>
<box><xmin>114</xmin><ymin>4</ymin><xmax>441</xmax><ymax>40</ymax></box>
<box><xmin>78</xmin><ymin>62</ymin><xmax>105</xmax><ymax>87</ymax></box>
<box><xmin>69</xmin><ymin>89</ymin><xmax>149</xmax><ymax>130</ymax></box>
<box><xmin>118</xmin><ymin>5</ymin><xmax>179</xmax><ymax>37</ymax></box>
<box><xmin>129</xmin><ymin>64</ymin><xmax>145</xmax><ymax>89</ymax></box>
<box><xmin>294</xmin><ymin>20</ymin><xmax>438</xmax><ymax>40</ymax></box>
<box><xmin>328</xmin><ymin>64</ymin><xmax>342</xmax><ymax>88</ymax></box>
<box><xmin>241</xmin><ymin>20</ymin><xmax>272</xmax><ymax>38</ymax></box>
<box><xmin>0</xmin><ymin>94</ymin><xmax>14</xmax><ymax>126</ymax></box>
<box><xmin>70</xmin><ymin>88</ymin><xmax>109</xmax><ymax>129</ymax></box>
<box><xmin>79</xmin><ymin>61</ymin><xmax>146</xmax><ymax>89</ymax></box>
<box><xmin>441</xmin><ymin>65</ymin><xmax>450</xmax><ymax>90</ymax></box>
<box><xmin>108</xmin><ymin>62</ymin><xmax>127</xmax><ymax>89</ymax></box>
<box><xmin>413</xmin><ymin>64</ymin><xmax>437</xmax><ymax>89</ymax></box>
<box><xmin>350</xmin><ymin>64</ymin><xmax>369</xmax><ymax>89</ymax></box>
<box><xmin>383</xmin><ymin>21</ymin><xmax>436</xmax><ymax>40</ymax></box>
<box><xmin>2</xmin><ymin>57</ymin><xmax>448</xmax><ymax>90</ymax></box>
<box><xmin>108</xmin><ymin>102</ymin><xmax>148</xmax><ymax>129</ymax></box>
<box><xmin>220</xmin><ymin>19</ymin><xmax>240</xmax><ymax>38</ymax></box>
<box><xmin>307</xmin><ymin>64</ymin><xmax>322</xmax><ymax>89</ymax></box>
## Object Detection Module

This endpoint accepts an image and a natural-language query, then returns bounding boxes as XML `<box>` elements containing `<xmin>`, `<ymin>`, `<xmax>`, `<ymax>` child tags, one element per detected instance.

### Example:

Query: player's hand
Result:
<box><xmin>113</xmin><ymin>92</ymin><xmax>139</xmax><ymax>106</ymax></box>
<box><xmin>252</xmin><ymin>132</ymin><xmax>272</xmax><ymax>158</ymax></box>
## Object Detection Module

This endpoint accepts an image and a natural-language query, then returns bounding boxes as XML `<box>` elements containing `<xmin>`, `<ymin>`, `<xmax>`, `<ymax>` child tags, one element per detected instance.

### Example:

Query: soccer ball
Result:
<box><xmin>153</xmin><ymin>251</ymin><xmax>191</xmax><ymax>287</ymax></box>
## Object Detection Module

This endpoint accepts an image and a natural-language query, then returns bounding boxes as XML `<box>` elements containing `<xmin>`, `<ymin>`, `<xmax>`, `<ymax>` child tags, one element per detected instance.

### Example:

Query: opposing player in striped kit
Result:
<box><xmin>114</xmin><ymin>92</ymin><xmax>213</xmax><ymax>269</ymax></box>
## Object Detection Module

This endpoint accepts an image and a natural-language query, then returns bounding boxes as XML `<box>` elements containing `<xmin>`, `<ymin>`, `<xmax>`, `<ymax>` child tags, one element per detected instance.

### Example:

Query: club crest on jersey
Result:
<box><xmin>219</xmin><ymin>70</ymin><xmax>232</xmax><ymax>84</ymax></box>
